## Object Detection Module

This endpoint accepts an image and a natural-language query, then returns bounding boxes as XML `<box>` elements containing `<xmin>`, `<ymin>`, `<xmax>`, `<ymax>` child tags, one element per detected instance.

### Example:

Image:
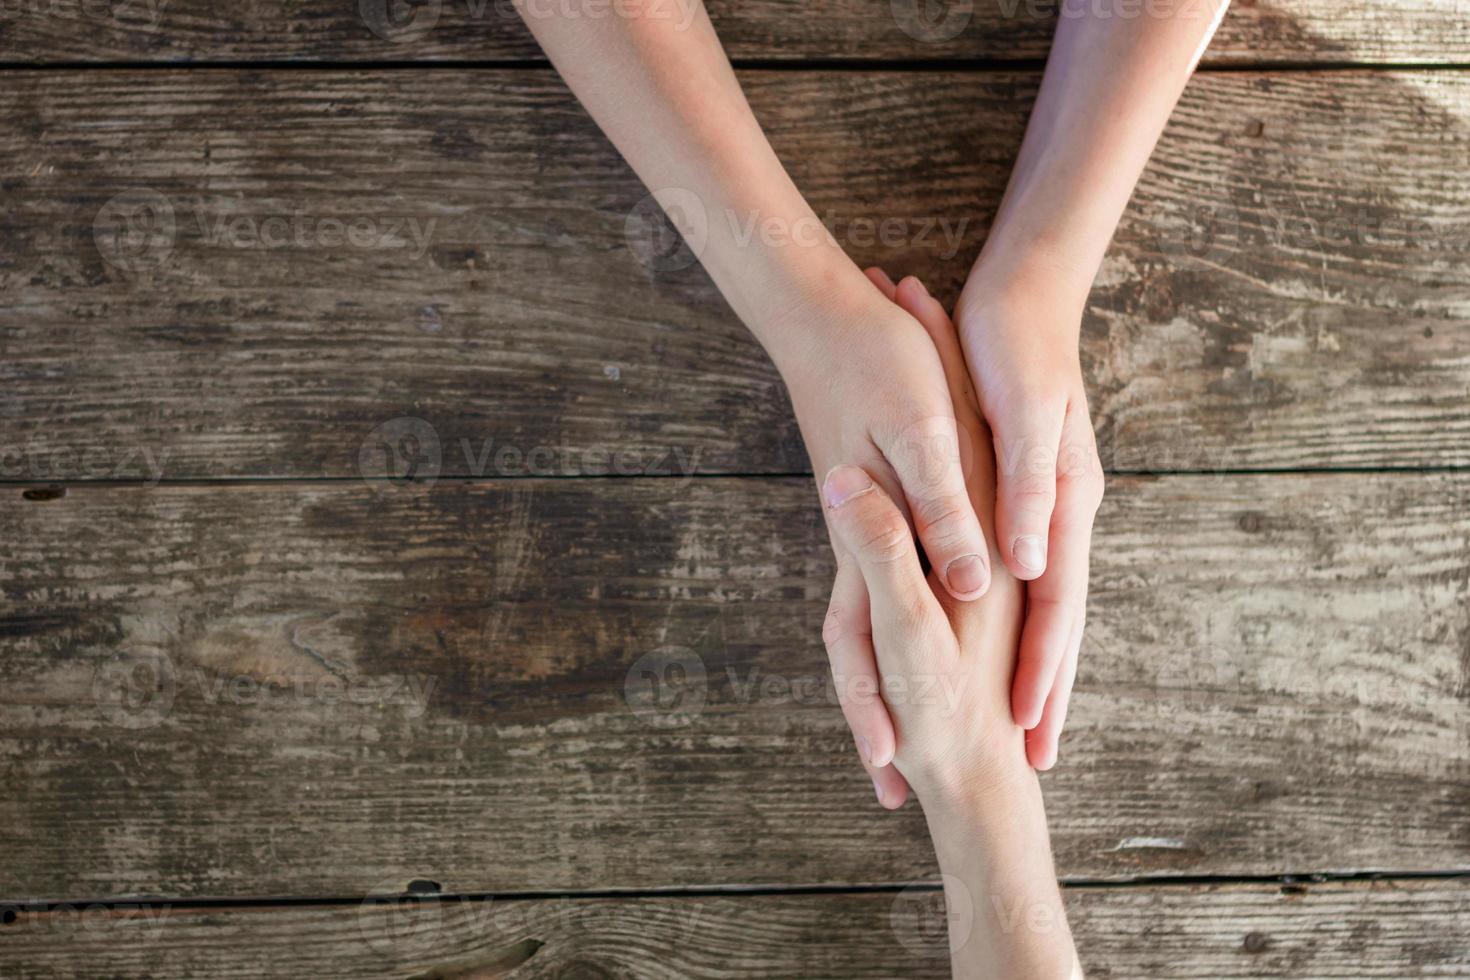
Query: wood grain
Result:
<box><xmin>2</xmin><ymin>70</ymin><xmax>1466</xmax><ymax>479</ymax></box>
<box><xmin>2</xmin><ymin>475</ymin><xmax>1465</xmax><ymax>899</ymax></box>
<box><xmin>2</xmin><ymin>879</ymin><xmax>1467</xmax><ymax>978</ymax></box>
<box><xmin>0</xmin><ymin>0</ymin><xmax>1465</xmax><ymax>65</ymax></box>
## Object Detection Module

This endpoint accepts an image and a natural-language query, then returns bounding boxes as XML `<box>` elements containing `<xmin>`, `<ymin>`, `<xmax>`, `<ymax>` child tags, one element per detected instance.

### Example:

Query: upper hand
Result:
<box><xmin>955</xmin><ymin>262</ymin><xmax>1105</xmax><ymax>770</ymax></box>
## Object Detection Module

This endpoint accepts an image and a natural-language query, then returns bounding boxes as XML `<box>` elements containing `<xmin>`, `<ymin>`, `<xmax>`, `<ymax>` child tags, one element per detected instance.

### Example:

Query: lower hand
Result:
<box><xmin>823</xmin><ymin>461</ymin><xmax>1080</xmax><ymax>978</ymax></box>
<box><xmin>818</xmin><ymin>270</ymin><xmax>1029</xmax><ymax>799</ymax></box>
<box><xmin>775</xmin><ymin>267</ymin><xmax>996</xmax><ymax>807</ymax></box>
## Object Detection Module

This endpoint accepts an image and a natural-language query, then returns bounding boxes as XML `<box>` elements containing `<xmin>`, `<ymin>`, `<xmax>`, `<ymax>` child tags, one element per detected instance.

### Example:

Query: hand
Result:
<box><xmin>818</xmin><ymin>271</ymin><xmax>1028</xmax><ymax>801</ymax></box>
<box><xmin>776</xmin><ymin>268</ymin><xmax>996</xmax><ymax>807</ymax></box>
<box><xmin>955</xmin><ymin>260</ymin><xmax>1105</xmax><ymax>770</ymax></box>
<box><xmin>821</xmin><ymin>461</ymin><xmax>1025</xmax><ymax>798</ymax></box>
<box><xmin>820</xmin><ymin>450</ymin><xmax>1081</xmax><ymax>978</ymax></box>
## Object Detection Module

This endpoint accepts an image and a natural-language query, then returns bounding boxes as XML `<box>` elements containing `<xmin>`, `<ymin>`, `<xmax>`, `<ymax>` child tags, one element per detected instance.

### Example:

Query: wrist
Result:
<box><xmin>740</xmin><ymin>251</ymin><xmax>885</xmax><ymax>389</ymax></box>
<box><xmin>913</xmin><ymin>748</ymin><xmax>1036</xmax><ymax>834</ymax></box>
<box><xmin>959</xmin><ymin>247</ymin><xmax>1092</xmax><ymax>327</ymax></box>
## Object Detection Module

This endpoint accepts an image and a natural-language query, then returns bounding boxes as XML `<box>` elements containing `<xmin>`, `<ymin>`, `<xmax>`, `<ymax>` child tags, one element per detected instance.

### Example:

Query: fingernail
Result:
<box><xmin>856</xmin><ymin>735</ymin><xmax>873</xmax><ymax>765</ymax></box>
<box><xmin>1012</xmin><ymin>535</ymin><xmax>1045</xmax><ymax>575</ymax></box>
<box><xmin>1028</xmin><ymin>731</ymin><xmax>1057</xmax><ymax>771</ymax></box>
<box><xmin>822</xmin><ymin>466</ymin><xmax>874</xmax><ymax>510</ymax></box>
<box><xmin>945</xmin><ymin>554</ymin><xmax>988</xmax><ymax>598</ymax></box>
<box><xmin>872</xmin><ymin>775</ymin><xmax>884</xmax><ymax>806</ymax></box>
<box><xmin>912</xmin><ymin>276</ymin><xmax>930</xmax><ymax>297</ymax></box>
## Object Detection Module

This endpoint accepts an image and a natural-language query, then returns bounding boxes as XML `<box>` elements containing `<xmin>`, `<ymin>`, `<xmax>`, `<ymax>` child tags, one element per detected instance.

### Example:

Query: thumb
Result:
<box><xmin>992</xmin><ymin>407</ymin><xmax>1065</xmax><ymax>580</ymax></box>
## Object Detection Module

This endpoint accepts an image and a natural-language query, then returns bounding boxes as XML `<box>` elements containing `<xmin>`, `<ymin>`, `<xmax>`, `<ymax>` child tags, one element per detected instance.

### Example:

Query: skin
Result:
<box><xmin>823</xmin><ymin>278</ymin><xmax>1081</xmax><ymax>978</ymax></box>
<box><xmin>960</xmin><ymin>0</ymin><xmax>1232</xmax><ymax>769</ymax></box>
<box><xmin>516</xmin><ymin>0</ymin><xmax>1229</xmax><ymax>798</ymax></box>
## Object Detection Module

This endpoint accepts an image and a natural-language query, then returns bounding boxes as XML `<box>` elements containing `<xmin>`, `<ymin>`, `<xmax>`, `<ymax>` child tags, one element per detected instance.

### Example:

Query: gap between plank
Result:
<box><xmin>3</xmin><ymin>58</ymin><xmax>1470</xmax><ymax>72</ymax></box>
<box><xmin>5</xmin><ymin>869</ymin><xmax>1469</xmax><ymax>913</ymax></box>
<box><xmin>4</xmin><ymin>463</ymin><xmax>1470</xmax><ymax>493</ymax></box>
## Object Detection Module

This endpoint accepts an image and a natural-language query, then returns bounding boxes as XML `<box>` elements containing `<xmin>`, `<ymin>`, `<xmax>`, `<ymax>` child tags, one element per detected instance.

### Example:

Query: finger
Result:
<box><xmin>894</xmin><ymin>276</ymin><xmax>981</xmax><ymax>425</ymax></box>
<box><xmin>1010</xmin><ymin>406</ymin><xmax>1100</xmax><ymax>729</ymax></box>
<box><xmin>893</xmin><ymin>276</ymin><xmax>997</xmax><ymax>533</ymax></box>
<box><xmin>864</xmin><ymin>266</ymin><xmax>898</xmax><ymax>301</ymax></box>
<box><xmin>992</xmin><ymin>403</ymin><xmax>1066</xmax><ymax>581</ymax></box>
<box><xmin>823</xmin><ymin>560</ymin><xmax>898</xmax><ymax>768</ymax></box>
<box><xmin>867</xmin><ymin>759</ymin><xmax>912</xmax><ymax>810</ymax></box>
<box><xmin>1026</xmin><ymin>617</ymin><xmax>1081</xmax><ymax>771</ymax></box>
<box><xmin>1010</xmin><ymin>586</ymin><xmax>1073</xmax><ymax>732</ymax></box>
<box><xmin>1009</xmin><ymin>498</ymin><xmax>1093</xmax><ymax>731</ymax></box>
<box><xmin>821</xmin><ymin>464</ymin><xmax>945</xmax><ymax>645</ymax></box>
<box><xmin>886</xmin><ymin>416</ymin><xmax>992</xmax><ymax>602</ymax></box>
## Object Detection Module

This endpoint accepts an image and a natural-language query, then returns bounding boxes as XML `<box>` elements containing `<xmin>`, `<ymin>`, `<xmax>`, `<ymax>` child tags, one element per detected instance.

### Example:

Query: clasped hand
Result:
<box><xmin>791</xmin><ymin>266</ymin><xmax>1104</xmax><ymax>806</ymax></box>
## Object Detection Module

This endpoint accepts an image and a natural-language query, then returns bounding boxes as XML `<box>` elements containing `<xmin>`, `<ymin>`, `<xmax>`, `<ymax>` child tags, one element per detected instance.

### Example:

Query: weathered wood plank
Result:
<box><xmin>0</xmin><ymin>0</ymin><xmax>1465</xmax><ymax>65</ymax></box>
<box><xmin>2</xmin><ymin>475</ymin><xmax>1465</xmax><ymax>898</ymax></box>
<box><xmin>2</xmin><ymin>70</ymin><xmax>1466</xmax><ymax>478</ymax></box>
<box><xmin>2</xmin><ymin>880</ymin><xmax>1467</xmax><ymax>978</ymax></box>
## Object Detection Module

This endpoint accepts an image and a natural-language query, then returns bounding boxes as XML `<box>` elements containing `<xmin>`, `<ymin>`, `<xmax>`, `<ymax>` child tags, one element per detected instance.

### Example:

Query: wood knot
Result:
<box><xmin>1242</xmin><ymin>931</ymin><xmax>1270</xmax><ymax>953</ymax></box>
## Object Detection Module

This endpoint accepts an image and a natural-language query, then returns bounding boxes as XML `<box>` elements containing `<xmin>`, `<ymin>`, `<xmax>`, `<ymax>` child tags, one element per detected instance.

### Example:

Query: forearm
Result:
<box><xmin>518</xmin><ymin>1</ymin><xmax>866</xmax><ymax>367</ymax></box>
<box><xmin>971</xmin><ymin>0</ymin><xmax>1230</xmax><ymax>298</ymax></box>
<box><xmin>922</xmin><ymin>764</ymin><xmax>1081</xmax><ymax>979</ymax></box>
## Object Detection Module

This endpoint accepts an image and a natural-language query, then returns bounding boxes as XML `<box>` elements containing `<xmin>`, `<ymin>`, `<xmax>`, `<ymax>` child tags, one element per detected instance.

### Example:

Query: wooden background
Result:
<box><xmin>2</xmin><ymin>1</ymin><xmax>1467</xmax><ymax>977</ymax></box>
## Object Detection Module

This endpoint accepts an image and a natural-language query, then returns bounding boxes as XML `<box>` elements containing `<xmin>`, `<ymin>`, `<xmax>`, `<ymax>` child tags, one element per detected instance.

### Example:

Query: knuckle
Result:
<box><xmin>1006</xmin><ymin>473</ymin><xmax>1058</xmax><ymax>517</ymax></box>
<box><xmin>1058</xmin><ymin>442</ymin><xmax>1104</xmax><ymax>506</ymax></box>
<box><xmin>888</xmin><ymin>414</ymin><xmax>963</xmax><ymax>495</ymax></box>
<box><xmin>998</xmin><ymin>440</ymin><xmax>1058</xmax><ymax>487</ymax></box>
<box><xmin>888</xmin><ymin>592</ymin><xmax>938</xmax><ymax>641</ymax></box>
<box><xmin>1024</xmin><ymin>594</ymin><xmax>1074</xmax><ymax>618</ymax></box>
<box><xmin>1081</xmin><ymin>472</ymin><xmax>1106</xmax><ymax>511</ymax></box>
<box><xmin>1058</xmin><ymin>471</ymin><xmax>1105</xmax><ymax>524</ymax></box>
<box><xmin>859</xmin><ymin>517</ymin><xmax>914</xmax><ymax>565</ymax></box>
<box><xmin>822</xmin><ymin>596</ymin><xmax>868</xmax><ymax>648</ymax></box>
<box><xmin>909</xmin><ymin>493</ymin><xmax>972</xmax><ymax>540</ymax></box>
